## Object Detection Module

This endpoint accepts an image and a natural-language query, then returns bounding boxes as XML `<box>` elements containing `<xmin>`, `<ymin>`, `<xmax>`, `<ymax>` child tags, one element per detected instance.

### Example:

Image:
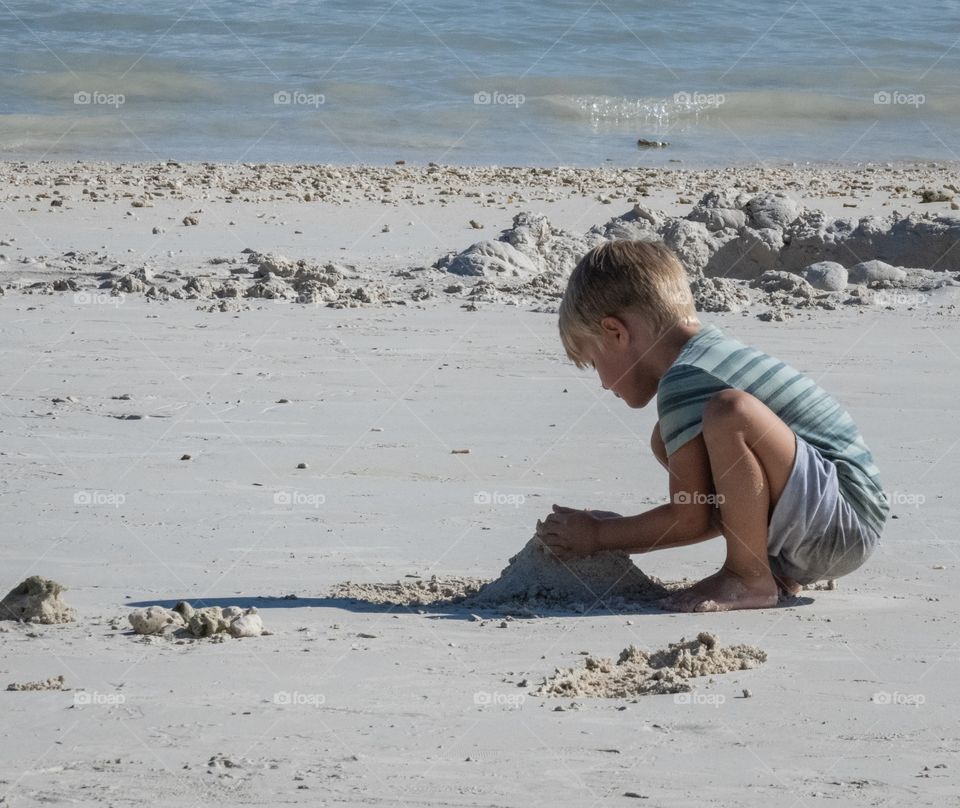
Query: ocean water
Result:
<box><xmin>1</xmin><ymin>0</ymin><xmax>959</xmax><ymax>167</ymax></box>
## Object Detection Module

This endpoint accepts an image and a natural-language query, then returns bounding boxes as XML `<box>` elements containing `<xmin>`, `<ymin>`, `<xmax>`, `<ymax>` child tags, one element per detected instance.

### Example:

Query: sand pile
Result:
<box><xmin>538</xmin><ymin>632</ymin><xmax>766</xmax><ymax>698</ymax></box>
<box><xmin>0</xmin><ymin>577</ymin><xmax>76</xmax><ymax>624</ymax></box>
<box><xmin>649</xmin><ymin>190</ymin><xmax>960</xmax><ymax>279</ymax></box>
<box><xmin>463</xmin><ymin>537</ymin><xmax>667</xmax><ymax>613</ymax></box>
<box><xmin>435</xmin><ymin>211</ymin><xmax>604</xmax><ymax>280</ymax></box>
<box><xmin>328</xmin><ymin>537</ymin><xmax>667</xmax><ymax>614</ymax></box>
<box><xmin>128</xmin><ymin>601</ymin><xmax>267</xmax><ymax>639</ymax></box>
<box><xmin>433</xmin><ymin>192</ymin><xmax>960</xmax><ymax>316</ymax></box>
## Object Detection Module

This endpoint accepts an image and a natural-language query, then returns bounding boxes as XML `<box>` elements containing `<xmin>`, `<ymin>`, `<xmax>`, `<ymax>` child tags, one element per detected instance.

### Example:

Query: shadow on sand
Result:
<box><xmin>124</xmin><ymin>593</ymin><xmax>815</xmax><ymax>620</ymax></box>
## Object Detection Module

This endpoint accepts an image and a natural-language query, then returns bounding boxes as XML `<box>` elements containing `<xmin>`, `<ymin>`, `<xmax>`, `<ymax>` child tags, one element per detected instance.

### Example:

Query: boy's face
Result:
<box><xmin>582</xmin><ymin>314</ymin><xmax>662</xmax><ymax>408</ymax></box>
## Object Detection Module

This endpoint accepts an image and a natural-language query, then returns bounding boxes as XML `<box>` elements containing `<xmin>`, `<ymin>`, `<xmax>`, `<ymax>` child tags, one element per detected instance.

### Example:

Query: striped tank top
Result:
<box><xmin>656</xmin><ymin>323</ymin><xmax>889</xmax><ymax>537</ymax></box>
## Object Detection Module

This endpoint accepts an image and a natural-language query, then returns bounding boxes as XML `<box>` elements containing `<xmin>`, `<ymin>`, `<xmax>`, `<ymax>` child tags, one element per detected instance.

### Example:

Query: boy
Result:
<box><xmin>535</xmin><ymin>240</ymin><xmax>889</xmax><ymax>612</ymax></box>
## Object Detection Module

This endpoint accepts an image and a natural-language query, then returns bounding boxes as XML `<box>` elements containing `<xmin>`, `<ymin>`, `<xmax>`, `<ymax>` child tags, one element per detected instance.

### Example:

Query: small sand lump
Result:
<box><xmin>228</xmin><ymin>610</ymin><xmax>264</xmax><ymax>638</ymax></box>
<box><xmin>128</xmin><ymin>605</ymin><xmax>184</xmax><ymax>635</ymax></box>
<box><xmin>7</xmin><ymin>675</ymin><xmax>66</xmax><ymax>692</ymax></box>
<box><xmin>0</xmin><ymin>576</ymin><xmax>76</xmax><ymax>624</ymax></box>
<box><xmin>538</xmin><ymin>633</ymin><xmax>767</xmax><ymax>698</ymax></box>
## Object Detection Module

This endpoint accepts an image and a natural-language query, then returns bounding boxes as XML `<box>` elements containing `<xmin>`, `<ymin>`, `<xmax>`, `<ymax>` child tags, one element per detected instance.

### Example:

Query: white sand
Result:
<box><xmin>0</xmin><ymin>161</ymin><xmax>958</xmax><ymax>805</ymax></box>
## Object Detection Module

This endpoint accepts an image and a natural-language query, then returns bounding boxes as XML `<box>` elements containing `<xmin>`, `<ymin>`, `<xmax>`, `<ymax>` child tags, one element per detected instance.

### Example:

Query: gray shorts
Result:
<box><xmin>767</xmin><ymin>432</ymin><xmax>881</xmax><ymax>585</ymax></box>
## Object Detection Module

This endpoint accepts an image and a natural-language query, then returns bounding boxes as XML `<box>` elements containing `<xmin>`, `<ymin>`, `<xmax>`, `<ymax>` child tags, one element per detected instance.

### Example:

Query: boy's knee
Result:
<box><xmin>650</xmin><ymin>422</ymin><xmax>668</xmax><ymax>469</ymax></box>
<box><xmin>702</xmin><ymin>388</ymin><xmax>760</xmax><ymax>433</ymax></box>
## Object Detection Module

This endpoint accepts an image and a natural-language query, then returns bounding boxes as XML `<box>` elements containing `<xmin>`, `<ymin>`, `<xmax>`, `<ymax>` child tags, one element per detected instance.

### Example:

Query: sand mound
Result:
<box><xmin>430</xmin><ymin>192</ymin><xmax>960</xmax><ymax>318</ymax></box>
<box><xmin>0</xmin><ymin>577</ymin><xmax>76</xmax><ymax>624</ymax></box>
<box><xmin>463</xmin><ymin>537</ymin><xmax>667</xmax><ymax>613</ymax></box>
<box><xmin>327</xmin><ymin>537</ymin><xmax>667</xmax><ymax>613</ymax></box>
<box><xmin>538</xmin><ymin>632</ymin><xmax>766</xmax><ymax>698</ymax></box>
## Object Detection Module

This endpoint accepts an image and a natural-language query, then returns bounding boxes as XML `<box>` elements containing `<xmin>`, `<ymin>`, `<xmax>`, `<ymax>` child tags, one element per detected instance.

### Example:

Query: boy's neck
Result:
<box><xmin>651</xmin><ymin>321</ymin><xmax>703</xmax><ymax>382</ymax></box>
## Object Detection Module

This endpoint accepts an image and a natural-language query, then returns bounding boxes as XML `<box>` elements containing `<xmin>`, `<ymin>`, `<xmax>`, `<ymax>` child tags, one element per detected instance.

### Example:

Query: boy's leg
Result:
<box><xmin>660</xmin><ymin>389</ymin><xmax>798</xmax><ymax>612</ymax></box>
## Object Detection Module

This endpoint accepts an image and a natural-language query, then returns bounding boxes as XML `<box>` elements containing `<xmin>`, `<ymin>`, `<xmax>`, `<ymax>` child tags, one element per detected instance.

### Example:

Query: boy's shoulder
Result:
<box><xmin>674</xmin><ymin>322</ymin><xmax>742</xmax><ymax>362</ymax></box>
<box><xmin>658</xmin><ymin>323</ymin><xmax>744</xmax><ymax>391</ymax></box>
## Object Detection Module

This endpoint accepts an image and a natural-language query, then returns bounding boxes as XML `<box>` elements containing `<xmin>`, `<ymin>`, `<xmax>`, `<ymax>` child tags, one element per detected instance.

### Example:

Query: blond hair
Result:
<box><xmin>558</xmin><ymin>240</ymin><xmax>697</xmax><ymax>369</ymax></box>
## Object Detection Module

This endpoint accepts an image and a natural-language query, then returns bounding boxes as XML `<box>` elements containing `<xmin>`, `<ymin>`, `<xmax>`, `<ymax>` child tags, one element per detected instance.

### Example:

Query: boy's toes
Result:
<box><xmin>657</xmin><ymin>589</ymin><xmax>725</xmax><ymax>613</ymax></box>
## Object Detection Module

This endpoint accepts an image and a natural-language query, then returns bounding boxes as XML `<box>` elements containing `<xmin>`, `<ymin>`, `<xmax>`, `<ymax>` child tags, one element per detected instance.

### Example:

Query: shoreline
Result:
<box><xmin>4</xmin><ymin>158</ymin><xmax>959</xmax><ymax>197</ymax></box>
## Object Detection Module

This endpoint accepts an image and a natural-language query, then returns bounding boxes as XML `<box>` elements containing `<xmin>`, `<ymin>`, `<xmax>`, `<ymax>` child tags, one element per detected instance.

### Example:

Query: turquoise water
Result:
<box><xmin>1</xmin><ymin>0</ymin><xmax>959</xmax><ymax>166</ymax></box>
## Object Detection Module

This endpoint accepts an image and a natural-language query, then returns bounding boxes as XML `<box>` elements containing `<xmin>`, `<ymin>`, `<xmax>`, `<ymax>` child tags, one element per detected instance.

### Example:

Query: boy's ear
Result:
<box><xmin>599</xmin><ymin>315</ymin><xmax>629</xmax><ymax>345</ymax></box>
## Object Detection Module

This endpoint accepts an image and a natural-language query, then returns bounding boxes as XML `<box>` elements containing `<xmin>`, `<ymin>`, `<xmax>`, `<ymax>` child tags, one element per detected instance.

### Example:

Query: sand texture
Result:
<box><xmin>1</xmin><ymin>161</ymin><xmax>957</xmax><ymax>804</ymax></box>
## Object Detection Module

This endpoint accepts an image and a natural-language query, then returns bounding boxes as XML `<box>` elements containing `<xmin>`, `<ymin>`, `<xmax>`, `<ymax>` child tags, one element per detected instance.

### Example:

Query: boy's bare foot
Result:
<box><xmin>658</xmin><ymin>566</ymin><xmax>779</xmax><ymax>612</ymax></box>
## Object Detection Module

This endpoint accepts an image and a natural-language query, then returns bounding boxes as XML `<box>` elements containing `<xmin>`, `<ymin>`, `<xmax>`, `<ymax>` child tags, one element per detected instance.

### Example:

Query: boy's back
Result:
<box><xmin>657</xmin><ymin>323</ymin><xmax>889</xmax><ymax>540</ymax></box>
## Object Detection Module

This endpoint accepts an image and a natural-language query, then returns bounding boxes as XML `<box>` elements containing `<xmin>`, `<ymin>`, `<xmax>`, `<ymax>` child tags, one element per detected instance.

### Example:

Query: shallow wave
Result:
<box><xmin>539</xmin><ymin>90</ymin><xmax>957</xmax><ymax>129</ymax></box>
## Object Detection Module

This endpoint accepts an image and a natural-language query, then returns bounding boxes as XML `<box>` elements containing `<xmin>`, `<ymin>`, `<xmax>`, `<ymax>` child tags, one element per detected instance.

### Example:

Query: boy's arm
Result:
<box><xmin>594</xmin><ymin>433</ymin><xmax>722</xmax><ymax>553</ymax></box>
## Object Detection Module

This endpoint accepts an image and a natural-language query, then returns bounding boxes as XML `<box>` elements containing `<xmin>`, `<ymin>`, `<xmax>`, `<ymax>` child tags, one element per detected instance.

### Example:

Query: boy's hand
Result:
<box><xmin>536</xmin><ymin>504</ymin><xmax>618</xmax><ymax>560</ymax></box>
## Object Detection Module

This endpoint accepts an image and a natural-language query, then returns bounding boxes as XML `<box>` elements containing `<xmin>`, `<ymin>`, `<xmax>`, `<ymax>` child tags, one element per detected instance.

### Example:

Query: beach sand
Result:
<box><xmin>1</xmin><ymin>161</ymin><xmax>958</xmax><ymax>805</ymax></box>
